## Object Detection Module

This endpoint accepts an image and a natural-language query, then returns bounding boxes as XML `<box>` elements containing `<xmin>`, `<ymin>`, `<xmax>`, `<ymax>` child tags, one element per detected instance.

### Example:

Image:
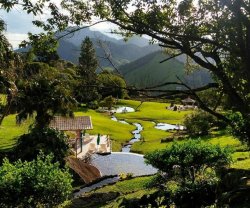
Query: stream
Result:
<box><xmin>111</xmin><ymin>115</ymin><xmax>143</xmax><ymax>152</ymax></box>
<box><xmin>74</xmin><ymin>106</ymin><xmax>187</xmax><ymax>196</ymax></box>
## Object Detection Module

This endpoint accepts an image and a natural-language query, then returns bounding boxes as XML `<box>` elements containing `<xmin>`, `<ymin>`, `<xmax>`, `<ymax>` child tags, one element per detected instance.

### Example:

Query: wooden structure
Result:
<box><xmin>49</xmin><ymin>116</ymin><xmax>93</xmax><ymax>156</ymax></box>
<box><xmin>181</xmin><ymin>97</ymin><xmax>196</xmax><ymax>106</ymax></box>
<box><xmin>66</xmin><ymin>157</ymin><xmax>101</xmax><ymax>184</ymax></box>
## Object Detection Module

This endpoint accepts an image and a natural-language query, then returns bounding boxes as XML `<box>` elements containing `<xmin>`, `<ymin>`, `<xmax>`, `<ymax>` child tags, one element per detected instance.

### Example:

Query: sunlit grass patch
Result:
<box><xmin>116</xmin><ymin>99</ymin><xmax>191</xmax><ymax>124</ymax></box>
<box><xmin>75</xmin><ymin>110</ymin><xmax>134</xmax><ymax>151</ymax></box>
<box><xmin>93</xmin><ymin>176</ymin><xmax>153</xmax><ymax>194</ymax></box>
<box><xmin>0</xmin><ymin>114</ymin><xmax>33</xmax><ymax>150</ymax></box>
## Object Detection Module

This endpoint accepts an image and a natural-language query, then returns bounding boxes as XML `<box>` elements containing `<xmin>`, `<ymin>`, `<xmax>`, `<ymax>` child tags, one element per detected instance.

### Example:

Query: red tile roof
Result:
<box><xmin>49</xmin><ymin>116</ymin><xmax>93</xmax><ymax>131</ymax></box>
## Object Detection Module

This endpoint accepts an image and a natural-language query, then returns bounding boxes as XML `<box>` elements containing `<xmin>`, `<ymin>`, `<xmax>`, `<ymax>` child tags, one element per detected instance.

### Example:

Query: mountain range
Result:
<box><xmin>57</xmin><ymin>28</ymin><xmax>160</xmax><ymax>68</ymax></box>
<box><xmin>119</xmin><ymin>51</ymin><xmax>213</xmax><ymax>89</ymax></box>
<box><xmin>18</xmin><ymin>28</ymin><xmax>213</xmax><ymax>89</ymax></box>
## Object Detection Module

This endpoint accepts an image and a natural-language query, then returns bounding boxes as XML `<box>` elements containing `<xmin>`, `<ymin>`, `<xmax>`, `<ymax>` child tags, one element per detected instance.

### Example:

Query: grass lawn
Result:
<box><xmin>0</xmin><ymin>114</ymin><xmax>33</xmax><ymax>150</ymax></box>
<box><xmin>116</xmin><ymin>99</ymin><xmax>191</xmax><ymax>124</ymax></box>
<box><xmin>0</xmin><ymin>99</ymin><xmax>249</xmax><ymax>170</ymax></box>
<box><xmin>0</xmin><ymin>108</ymin><xmax>135</xmax><ymax>152</ymax></box>
<box><xmin>89</xmin><ymin>176</ymin><xmax>156</xmax><ymax>208</ymax></box>
<box><xmin>93</xmin><ymin>176</ymin><xmax>153</xmax><ymax>194</ymax></box>
<box><xmin>114</xmin><ymin>100</ymin><xmax>191</xmax><ymax>153</ymax></box>
<box><xmin>75</xmin><ymin>110</ymin><xmax>134</xmax><ymax>151</ymax></box>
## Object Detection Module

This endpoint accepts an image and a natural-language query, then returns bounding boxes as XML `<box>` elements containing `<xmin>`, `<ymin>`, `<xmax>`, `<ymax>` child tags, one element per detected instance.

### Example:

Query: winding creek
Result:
<box><xmin>75</xmin><ymin>106</ymin><xmax>185</xmax><ymax>196</ymax></box>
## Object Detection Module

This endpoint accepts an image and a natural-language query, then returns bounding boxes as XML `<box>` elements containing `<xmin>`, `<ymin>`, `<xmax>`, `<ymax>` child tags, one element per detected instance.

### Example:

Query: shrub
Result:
<box><xmin>13</xmin><ymin>127</ymin><xmax>70</xmax><ymax>166</ymax></box>
<box><xmin>183</xmin><ymin>111</ymin><xmax>215</xmax><ymax>136</ymax></box>
<box><xmin>0</xmin><ymin>152</ymin><xmax>73</xmax><ymax>207</ymax></box>
<box><xmin>87</xmin><ymin>100</ymin><xmax>99</xmax><ymax>109</ymax></box>
<box><xmin>119</xmin><ymin>172</ymin><xmax>134</xmax><ymax>181</ymax></box>
<box><xmin>144</xmin><ymin>140</ymin><xmax>232</xmax><ymax>207</ymax></box>
<box><xmin>100</xmin><ymin>96</ymin><xmax>116</xmax><ymax>110</ymax></box>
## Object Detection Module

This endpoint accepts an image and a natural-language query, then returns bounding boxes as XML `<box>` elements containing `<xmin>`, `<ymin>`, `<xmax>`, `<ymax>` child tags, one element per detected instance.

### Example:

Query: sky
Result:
<box><xmin>0</xmin><ymin>4</ymin><xmax>117</xmax><ymax>49</ymax></box>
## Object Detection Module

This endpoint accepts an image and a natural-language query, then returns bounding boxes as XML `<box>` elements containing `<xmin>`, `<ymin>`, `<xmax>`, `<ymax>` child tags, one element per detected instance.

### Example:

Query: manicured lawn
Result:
<box><xmin>75</xmin><ymin>110</ymin><xmax>135</xmax><ymax>151</ymax></box>
<box><xmin>0</xmin><ymin>109</ymin><xmax>135</xmax><ymax>152</ymax></box>
<box><xmin>0</xmin><ymin>114</ymin><xmax>33</xmax><ymax>150</ymax></box>
<box><xmin>90</xmin><ymin>176</ymin><xmax>156</xmax><ymax>208</ymax></box>
<box><xmin>93</xmin><ymin>176</ymin><xmax>153</xmax><ymax>194</ymax></box>
<box><xmin>0</xmin><ymin>99</ymin><xmax>249</xmax><ymax>170</ymax></box>
<box><xmin>114</xmin><ymin>100</ymin><xmax>191</xmax><ymax>153</ymax></box>
<box><xmin>116</xmin><ymin>99</ymin><xmax>191</xmax><ymax>124</ymax></box>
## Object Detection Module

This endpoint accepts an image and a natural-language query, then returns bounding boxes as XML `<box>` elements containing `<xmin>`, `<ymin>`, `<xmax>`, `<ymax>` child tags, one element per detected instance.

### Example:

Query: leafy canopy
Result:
<box><xmin>144</xmin><ymin>140</ymin><xmax>232</xmax><ymax>207</ymax></box>
<box><xmin>145</xmin><ymin>140</ymin><xmax>232</xmax><ymax>182</ymax></box>
<box><xmin>13</xmin><ymin>127</ymin><xmax>70</xmax><ymax>166</ymax></box>
<box><xmin>0</xmin><ymin>152</ymin><xmax>73</xmax><ymax>208</ymax></box>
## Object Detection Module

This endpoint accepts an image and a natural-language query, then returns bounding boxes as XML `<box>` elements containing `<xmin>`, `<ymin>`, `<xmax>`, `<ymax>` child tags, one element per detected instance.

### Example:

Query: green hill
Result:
<box><xmin>56</xmin><ymin>28</ymin><xmax>159</xmax><ymax>67</ymax></box>
<box><xmin>119</xmin><ymin>51</ymin><xmax>213</xmax><ymax>89</ymax></box>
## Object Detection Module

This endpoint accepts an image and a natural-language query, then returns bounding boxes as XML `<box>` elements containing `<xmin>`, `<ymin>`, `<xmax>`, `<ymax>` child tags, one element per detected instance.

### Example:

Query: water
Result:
<box><xmin>112</xmin><ymin>117</ymin><xmax>143</xmax><ymax>152</ymax></box>
<box><xmin>91</xmin><ymin>152</ymin><xmax>157</xmax><ymax>176</ymax></box>
<box><xmin>111</xmin><ymin>116</ymin><xmax>129</xmax><ymax>125</ymax></box>
<box><xmin>155</xmin><ymin>123</ymin><xmax>185</xmax><ymax>131</ymax></box>
<box><xmin>111</xmin><ymin>106</ymin><xmax>143</xmax><ymax>152</ymax></box>
<box><xmin>75</xmin><ymin>152</ymin><xmax>157</xmax><ymax>196</ymax></box>
<box><xmin>115</xmin><ymin>106</ymin><xmax>135</xmax><ymax>113</ymax></box>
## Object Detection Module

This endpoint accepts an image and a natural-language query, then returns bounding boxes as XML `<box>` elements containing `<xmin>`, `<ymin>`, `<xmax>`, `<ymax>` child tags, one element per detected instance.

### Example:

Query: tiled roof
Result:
<box><xmin>182</xmin><ymin>97</ymin><xmax>195</xmax><ymax>103</ymax></box>
<box><xmin>49</xmin><ymin>116</ymin><xmax>93</xmax><ymax>131</ymax></box>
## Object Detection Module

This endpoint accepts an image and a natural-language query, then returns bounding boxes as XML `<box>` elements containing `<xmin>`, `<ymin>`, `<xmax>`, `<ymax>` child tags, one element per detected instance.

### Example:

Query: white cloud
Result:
<box><xmin>4</xmin><ymin>32</ymin><xmax>28</xmax><ymax>49</ymax></box>
<box><xmin>91</xmin><ymin>21</ymin><xmax>120</xmax><ymax>39</ymax></box>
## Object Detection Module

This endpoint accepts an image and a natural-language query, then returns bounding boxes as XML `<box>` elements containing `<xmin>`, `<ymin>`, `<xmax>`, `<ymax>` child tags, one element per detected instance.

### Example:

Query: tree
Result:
<box><xmin>144</xmin><ymin>140</ymin><xmax>232</xmax><ymax>207</ymax></box>
<box><xmin>100</xmin><ymin>95</ymin><xmax>116</xmax><ymax>110</ymax></box>
<box><xmin>183</xmin><ymin>110</ymin><xmax>215</xmax><ymax>136</ymax></box>
<box><xmin>0</xmin><ymin>152</ymin><xmax>73</xmax><ymax>208</ymax></box>
<box><xmin>51</xmin><ymin>0</ymin><xmax>250</xmax><ymax>144</ymax></box>
<box><xmin>98</xmin><ymin>70</ymin><xmax>127</xmax><ymax>99</ymax></box>
<box><xmin>0</xmin><ymin>18</ymin><xmax>19</xmax><ymax>125</ymax></box>
<box><xmin>13</xmin><ymin>62</ymin><xmax>76</xmax><ymax>128</ymax></box>
<box><xmin>76</xmin><ymin>36</ymin><xmax>100</xmax><ymax>104</ymax></box>
<box><xmin>20</xmin><ymin>32</ymin><xmax>59</xmax><ymax>63</ymax></box>
<box><xmin>13</xmin><ymin>127</ymin><xmax>70</xmax><ymax>166</ymax></box>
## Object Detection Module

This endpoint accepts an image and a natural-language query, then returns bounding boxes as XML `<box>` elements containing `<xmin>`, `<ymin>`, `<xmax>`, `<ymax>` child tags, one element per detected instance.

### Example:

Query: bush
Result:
<box><xmin>0</xmin><ymin>152</ymin><xmax>73</xmax><ymax>207</ymax></box>
<box><xmin>87</xmin><ymin>100</ymin><xmax>99</xmax><ymax>109</ymax></box>
<box><xmin>119</xmin><ymin>172</ymin><xmax>133</xmax><ymax>181</ymax></box>
<box><xmin>183</xmin><ymin>111</ymin><xmax>215</xmax><ymax>136</ymax></box>
<box><xmin>100</xmin><ymin>96</ymin><xmax>116</xmax><ymax>110</ymax></box>
<box><xmin>13</xmin><ymin>127</ymin><xmax>70</xmax><ymax>166</ymax></box>
<box><xmin>144</xmin><ymin>140</ymin><xmax>232</xmax><ymax>207</ymax></box>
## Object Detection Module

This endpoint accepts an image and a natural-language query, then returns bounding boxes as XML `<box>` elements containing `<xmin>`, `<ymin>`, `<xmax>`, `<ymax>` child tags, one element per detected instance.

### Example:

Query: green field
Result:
<box><xmin>0</xmin><ymin>114</ymin><xmax>33</xmax><ymax>150</ymax></box>
<box><xmin>71</xmin><ymin>176</ymin><xmax>155</xmax><ymax>208</ymax></box>
<box><xmin>0</xmin><ymin>99</ymin><xmax>249</xmax><ymax>170</ymax></box>
<box><xmin>75</xmin><ymin>110</ymin><xmax>134</xmax><ymax>151</ymax></box>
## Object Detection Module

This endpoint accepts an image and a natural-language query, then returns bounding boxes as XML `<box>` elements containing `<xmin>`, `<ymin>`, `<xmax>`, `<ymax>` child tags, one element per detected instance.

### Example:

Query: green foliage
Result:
<box><xmin>13</xmin><ymin>62</ymin><xmax>76</xmax><ymax>128</ymax></box>
<box><xmin>145</xmin><ymin>140</ymin><xmax>232</xmax><ymax>180</ymax></box>
<box><xmin>184</xmin><ymin>110</ymin><xmax>215</xmax><ymax>136</ymax></box>
<box><xmin>13</xmin><ymin>127</ymin><xmax>70</xmax><ymax>166</ymax></box>
<box><xmin>119</xmin><ymin>172</ymin><xmax>133</xmax><ymax>181</ymax></box>
<box><xmin>20</xmin><ymin>32</ymin><xmax>59</xmax><ymax>63</ymax></box>
<box><xmin>98</xmin><ymin>70</ymin><xmax>127</xmax><ymax>99</ymax></box>
<box><xmin>87</xmin><ymin>100</ymin><xmax>99</xmax><ymax>109</ymax></box>
<box><xmin>145</xmin><ymin>140</ymin><xmax>232</xmax><ymax>207</ymax></box>
<box><xmin>100</xmin><ymin>95</ymin><xmax>116</xmax><ymax>110</ymax></box>
<box><xmin>75</xmin><ymin>36</ymin><xmax>100</xmax><ymax>104</ymax></box>
<box><xmin>0</xmin><ymin>152</ymin><xmax>73</xmax><ymax>208</ymax></box>
<box><xmin>226</xmin><ymin>111</ymin><xmax>250</xmax><ymax>145</ymax></box>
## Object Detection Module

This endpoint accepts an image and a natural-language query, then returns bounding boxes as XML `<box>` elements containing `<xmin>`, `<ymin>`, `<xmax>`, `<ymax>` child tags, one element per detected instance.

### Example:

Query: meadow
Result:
<box><xmin>0</xmin><ymin>99</ymin><xmax>249</xmax><ymax>170</ymax></box>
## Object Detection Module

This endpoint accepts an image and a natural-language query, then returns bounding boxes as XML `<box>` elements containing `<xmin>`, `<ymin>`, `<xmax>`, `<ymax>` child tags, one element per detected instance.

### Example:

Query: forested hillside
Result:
<box><xmin>119</xmin><ymin>51</ymin><xmax>213</xmax><ymax>89</ymax></box>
